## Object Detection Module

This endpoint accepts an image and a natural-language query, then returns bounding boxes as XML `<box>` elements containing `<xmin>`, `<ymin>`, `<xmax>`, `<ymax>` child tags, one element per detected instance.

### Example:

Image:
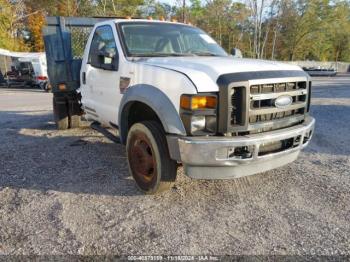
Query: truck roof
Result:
<box><xmin>97</xmin><ymin>18</ymin><xmax>190</xmax><ymax>27</ymax></box>
<box><xmin>45</xmin><ymin>16</ymin><xmax>190</xmax><ymax>28</ymax></box>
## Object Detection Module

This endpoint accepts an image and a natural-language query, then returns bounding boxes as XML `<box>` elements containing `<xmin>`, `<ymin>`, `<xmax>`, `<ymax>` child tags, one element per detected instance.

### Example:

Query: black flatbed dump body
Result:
<box><xmin>44</xmin><ymin>16</ymin><xmax>111</xmax><ymax>93</ymax></box>
<box><xmin>43</xmin><ymin>16</ymin><xmax>111</xmax><ymax>129</ymax></box>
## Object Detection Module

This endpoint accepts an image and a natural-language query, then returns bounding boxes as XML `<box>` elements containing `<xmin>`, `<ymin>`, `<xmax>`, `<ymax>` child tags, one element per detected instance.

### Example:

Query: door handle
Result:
<box><xmin>82</xmin><ymin>72</ymin><xmax>86</xmax><ymax>84</ymax></box>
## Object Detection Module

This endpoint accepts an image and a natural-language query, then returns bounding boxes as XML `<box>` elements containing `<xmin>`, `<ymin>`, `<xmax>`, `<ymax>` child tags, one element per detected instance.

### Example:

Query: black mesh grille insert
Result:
<box><xmin>231</xmin><ymin>87</ymin><xmax>244</xmax><ymax>126</ymax></box>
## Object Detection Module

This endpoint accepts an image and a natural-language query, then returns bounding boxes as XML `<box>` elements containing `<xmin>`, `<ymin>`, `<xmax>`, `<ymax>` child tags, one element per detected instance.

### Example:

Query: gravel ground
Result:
<box><xmin>0</xmin><ymin>75</ymin><xmax>349</xmax><ymax>256</ymax></box>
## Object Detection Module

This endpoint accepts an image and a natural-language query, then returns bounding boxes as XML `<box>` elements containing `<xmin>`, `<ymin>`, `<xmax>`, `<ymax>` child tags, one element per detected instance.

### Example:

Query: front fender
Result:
<box><xmin>118</xmin><ymin>84</ymin><xmax>186</xmax><ymax>144</ymax></box>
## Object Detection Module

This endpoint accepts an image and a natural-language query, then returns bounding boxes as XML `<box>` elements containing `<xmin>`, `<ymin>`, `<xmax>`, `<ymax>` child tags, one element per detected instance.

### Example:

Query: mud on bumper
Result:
<box><xmin>167</xmin><ymin>116</ymin><xmax>315</xmax><ymax>179</ymax></box>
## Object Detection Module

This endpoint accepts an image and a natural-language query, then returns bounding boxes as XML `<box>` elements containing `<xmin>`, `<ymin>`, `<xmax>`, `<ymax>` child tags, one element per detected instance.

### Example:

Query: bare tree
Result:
<box><xmin>247</xmin><ymin>0</ymin><xmax>279</xmax><ymax>59</ymax></box>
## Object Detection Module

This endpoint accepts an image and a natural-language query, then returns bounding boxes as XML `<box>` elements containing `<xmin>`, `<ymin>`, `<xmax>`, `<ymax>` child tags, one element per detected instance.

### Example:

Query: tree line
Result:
<box><xmin>0</xmin><ymin>0</ymin><xmax>349</xmax><ymax>62</ymax></box>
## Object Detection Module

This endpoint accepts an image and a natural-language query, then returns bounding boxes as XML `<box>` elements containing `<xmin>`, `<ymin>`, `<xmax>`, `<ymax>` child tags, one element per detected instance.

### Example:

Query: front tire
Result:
<box><xmin>126</xmin><ymin>121</ymin><xmax>177</xmax><ymax>194</ymax></box>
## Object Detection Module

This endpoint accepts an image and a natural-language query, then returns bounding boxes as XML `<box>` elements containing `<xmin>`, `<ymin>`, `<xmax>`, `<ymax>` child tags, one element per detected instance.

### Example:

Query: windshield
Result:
<box><xmin>118</xmin><ymin>22</ymin><xmax>228</xmax><ymax>57</ymax></box>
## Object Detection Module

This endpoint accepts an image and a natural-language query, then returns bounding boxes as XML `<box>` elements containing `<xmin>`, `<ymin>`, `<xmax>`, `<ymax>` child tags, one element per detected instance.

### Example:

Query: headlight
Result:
<box><xmin>180</xmin><ymin>94</ymin><xmax>217</xmax><ymax>135</ymax></box>
<box><xmin>190</xmin><ymin>115</ymin><xmax>206</xmax><ymax>133</ymax></box>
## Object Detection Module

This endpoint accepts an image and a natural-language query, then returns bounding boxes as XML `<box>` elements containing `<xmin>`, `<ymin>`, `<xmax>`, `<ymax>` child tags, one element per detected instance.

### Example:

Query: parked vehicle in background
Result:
<box><xmin>31</xmin><ymin>55</ymin><xmax>49</xmax><ymax>91</ymax></box>
<box><xmin>0</xmin><ymin>48</ymin><xmax>48</xmax><ymax>89</ymax></box>
<box><xmin>303</xmin><ymin>66</ymin><xmax>337</xmax><ymax>77</ymax></box>
<box><xmin>0</xmin><ymin>69</ymin><xmax>6</xmax><ymax>87</ymax></box>
<box><xmin>43</xmin><ymin>17</ymin><xmax>315</xmax><ymax>194</ymax></box>
<box><xmin>6</xmin><ymin>62</ymin><xmax>36</xmax><ymax>87</ymax></box>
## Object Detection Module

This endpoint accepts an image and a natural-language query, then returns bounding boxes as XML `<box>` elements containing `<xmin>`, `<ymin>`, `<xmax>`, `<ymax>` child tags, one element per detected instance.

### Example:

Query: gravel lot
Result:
<box><xmin>0</xmin><ymin>75</ymin><xmax>349</xmax><ymax>256</ymax></box>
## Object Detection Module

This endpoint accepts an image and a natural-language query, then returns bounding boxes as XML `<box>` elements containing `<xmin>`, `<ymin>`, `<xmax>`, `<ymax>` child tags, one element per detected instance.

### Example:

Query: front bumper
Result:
<box><xmin>167</xmin><ymin>116</ymin><xmax>315</xmax><ymax>179</ymax></box>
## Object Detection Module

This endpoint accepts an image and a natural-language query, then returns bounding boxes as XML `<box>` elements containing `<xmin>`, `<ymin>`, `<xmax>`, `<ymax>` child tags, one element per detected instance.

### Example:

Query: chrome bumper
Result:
<box><xmin>167</xmin><ymin>116</ymin><xmax>315</xmax><ymax>179</ymax></box>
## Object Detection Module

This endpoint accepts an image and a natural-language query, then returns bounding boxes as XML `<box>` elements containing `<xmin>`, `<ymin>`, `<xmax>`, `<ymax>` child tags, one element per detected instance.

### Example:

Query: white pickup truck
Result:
<box><xmin>44</xmin><ymin>17</ymin><xmax>315</xmax><ymax>194</ymax></box>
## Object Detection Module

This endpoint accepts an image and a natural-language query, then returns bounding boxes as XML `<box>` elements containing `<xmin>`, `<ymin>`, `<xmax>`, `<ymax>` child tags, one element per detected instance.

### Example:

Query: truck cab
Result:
<box><xmin>44</xmin><ymin>17</ymin><xmax>315</xmax><ymax>194</ymax></box>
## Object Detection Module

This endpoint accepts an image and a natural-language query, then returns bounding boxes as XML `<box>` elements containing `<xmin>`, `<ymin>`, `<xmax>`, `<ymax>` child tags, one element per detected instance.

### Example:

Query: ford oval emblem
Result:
<box><xmin>275</xmin><ymin>95</ymin><xmax>293</xmax><ymax>108</ymax></box>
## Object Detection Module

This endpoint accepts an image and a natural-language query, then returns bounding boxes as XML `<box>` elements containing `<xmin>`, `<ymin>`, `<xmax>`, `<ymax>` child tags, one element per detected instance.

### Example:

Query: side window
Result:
<box><xmin>88</xmin><ymin>25</ymin><xmax>118</xmax><ymax>70</ymax></box>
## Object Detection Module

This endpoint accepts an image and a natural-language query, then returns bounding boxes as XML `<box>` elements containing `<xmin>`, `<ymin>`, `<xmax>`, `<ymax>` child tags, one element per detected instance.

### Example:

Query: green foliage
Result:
<box><xmin>326</xmin><ymin>1</ymin><xmax>350</xmax><ymax>61</ymax></box>
<box><xmin>191</xmin><ymin>0</ymin><xmax>350</xmax><ymax>61</ymax></box>
<box><xmin>0</xmin><ymin>0</ymin><xmax>28</xmax><ymax>51</ymax></box>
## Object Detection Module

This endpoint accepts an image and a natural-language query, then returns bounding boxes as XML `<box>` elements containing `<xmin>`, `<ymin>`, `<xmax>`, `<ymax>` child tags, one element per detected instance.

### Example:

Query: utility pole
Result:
<box><xmin>182</xmin><ymin>0</ymin><xmax>186</xmax><ymax>23</ymax></box>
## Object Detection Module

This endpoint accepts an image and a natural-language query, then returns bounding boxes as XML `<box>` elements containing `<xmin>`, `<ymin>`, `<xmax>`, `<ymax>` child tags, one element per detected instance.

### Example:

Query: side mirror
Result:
<box><xmin>230</xmin><ymin>48</ymin><xmax>243</xmax><ymax>58</ymax></box>
<box><xmin>100</xmin><ymin>48</ymin><xmax>115</xmax><ymax>59</ymax></box>
<box><xmin>91</xmin><ymin>49</ymin><xmax>119</xmax><ymax>71</ymax></box>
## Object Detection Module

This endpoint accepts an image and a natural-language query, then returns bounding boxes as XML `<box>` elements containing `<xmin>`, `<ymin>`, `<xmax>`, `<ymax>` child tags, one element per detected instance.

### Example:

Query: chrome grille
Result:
<box><xmin>227</xmin><ymin>81</ymin><xmax>308</xmax><ymax>134</ymax></box>
<box><xmin>217</xmin><ymin>70</ymin><xmax>310</xmax><ymax>135</ymax></box>
<box><xmin>247</xmin><ymin>81</ymin><xmax>308</xmax><ymax>131</ymax></box>
<box><xmin>250</xmin><ymin>81</ymin><xmax>305</xmax><ymax>94</ymax></box>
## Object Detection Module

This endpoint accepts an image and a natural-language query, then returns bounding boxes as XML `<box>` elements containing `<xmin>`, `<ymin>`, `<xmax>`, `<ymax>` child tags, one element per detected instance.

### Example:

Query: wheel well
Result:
<box><xmin>121</xmin><ymin>101</ymin><xmax>163</xmax><ymax>144</ymax></box>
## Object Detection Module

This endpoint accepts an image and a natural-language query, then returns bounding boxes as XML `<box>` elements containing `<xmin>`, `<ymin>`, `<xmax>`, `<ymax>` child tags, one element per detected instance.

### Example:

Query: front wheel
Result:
<box><xmin>126</xmin><ymin>121</ymin><xmax>177</xmax><ymax>194</ymax></box>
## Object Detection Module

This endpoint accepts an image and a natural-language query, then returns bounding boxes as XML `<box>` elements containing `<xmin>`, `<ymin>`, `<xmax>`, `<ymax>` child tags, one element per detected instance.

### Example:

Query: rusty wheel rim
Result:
<box><xmin>129</xmin><ymin>132</ymin><xmax>157</xmax><ymax>188</ymax></box>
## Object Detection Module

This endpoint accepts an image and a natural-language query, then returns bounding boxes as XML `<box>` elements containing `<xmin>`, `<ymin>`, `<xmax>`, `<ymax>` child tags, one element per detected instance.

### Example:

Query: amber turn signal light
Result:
<box><xmin>180</xmin><ymin>95</ymin><xmax>217</xmax><ymax>110</ymax></box>
<box><xmin>58</xmin><ymin>83</ymin><xmax>66</xmax><ymax>91</ymax></box>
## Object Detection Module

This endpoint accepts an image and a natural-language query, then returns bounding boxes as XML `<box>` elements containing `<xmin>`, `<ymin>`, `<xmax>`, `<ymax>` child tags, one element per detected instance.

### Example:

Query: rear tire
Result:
<box><xmin>126</xmin><ymin>121</ymin><xmax>177</xmax><ymax>194</ymax></box>
<box><xmin>53</xmin><ymin>98</ymin><xmax>69</xmax><ymax>130</ymax></box>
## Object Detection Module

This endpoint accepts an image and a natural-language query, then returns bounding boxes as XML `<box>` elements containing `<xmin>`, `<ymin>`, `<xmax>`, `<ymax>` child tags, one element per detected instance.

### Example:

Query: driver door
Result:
<box><xmin>84</xmin><ymin>25</ymin><xmax>121</xmax><ymax>125</ymax></box>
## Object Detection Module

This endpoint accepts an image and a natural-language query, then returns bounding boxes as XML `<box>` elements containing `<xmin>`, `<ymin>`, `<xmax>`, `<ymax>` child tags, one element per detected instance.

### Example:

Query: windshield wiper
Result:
<box><xmin>192</xmin><ymin>51</ymin><xmax>220</xmax><ymax>56</ymax></box>
<box><xmin>130</xmin><ymin>53</ymin><xmax>194</xmax><ymax>57</ymax></box>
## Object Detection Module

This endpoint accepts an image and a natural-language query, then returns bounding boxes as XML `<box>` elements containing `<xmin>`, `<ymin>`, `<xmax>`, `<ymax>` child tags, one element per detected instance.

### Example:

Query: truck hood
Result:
<box><xmin>141</xmin><ymin>56</ymin><xmax>303</xmax><ymax>92</ymax></box>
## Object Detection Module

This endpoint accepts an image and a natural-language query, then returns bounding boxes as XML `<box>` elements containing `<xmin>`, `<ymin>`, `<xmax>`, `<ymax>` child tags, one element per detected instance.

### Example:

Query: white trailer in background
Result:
<box><xmin>0</xmin><ymin>48</ymin><xmax>48</xmax><ymax>89</ymax></box>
